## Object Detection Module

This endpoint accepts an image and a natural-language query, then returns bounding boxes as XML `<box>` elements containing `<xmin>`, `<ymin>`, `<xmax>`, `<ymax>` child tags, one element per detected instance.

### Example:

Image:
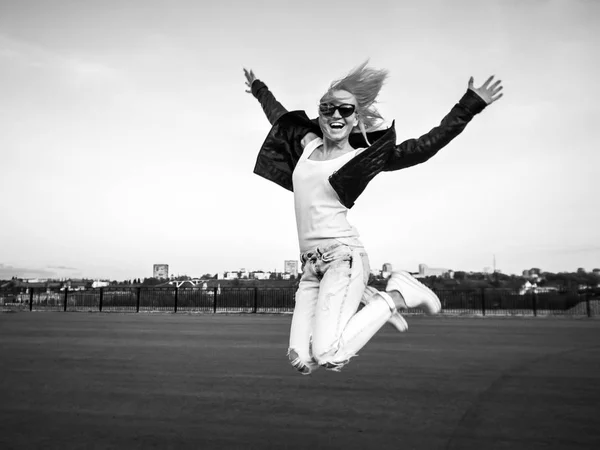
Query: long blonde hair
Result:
<box><xmin>320</xmin><ymin>60</ymin><xmax>389</xmax><ymax>145</ymax></box>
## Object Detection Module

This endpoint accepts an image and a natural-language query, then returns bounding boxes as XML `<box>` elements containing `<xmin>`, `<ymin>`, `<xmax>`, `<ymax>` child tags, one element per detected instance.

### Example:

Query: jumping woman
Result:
<box><xmin>244</xmin><ymin>62</ymin><xmax>502</xmax><ymax>374</ymax></box>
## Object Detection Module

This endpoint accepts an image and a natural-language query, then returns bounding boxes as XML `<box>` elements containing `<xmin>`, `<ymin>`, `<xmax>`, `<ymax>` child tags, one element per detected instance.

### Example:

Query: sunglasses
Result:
<box><xmin>319</xmin><ymin>103</ymin><xmax>356</xmax><ymax>118</ymax></box>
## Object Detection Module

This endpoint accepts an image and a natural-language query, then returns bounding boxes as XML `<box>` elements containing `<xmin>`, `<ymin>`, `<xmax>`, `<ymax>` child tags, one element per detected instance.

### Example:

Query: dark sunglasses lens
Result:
<box><xmin>319</xmin><ymin>103</ymin><xmax>355</xmax><ymax>117</ymax></box>
<box><xmin>338</xmin><ymin>105</ymin><xmax>355</xmax><ymax>117</ymax></box>
<box><xmin>319</xmin><ymin>104</ymin><xmax>335</xmax><ymax>115</ymax></box>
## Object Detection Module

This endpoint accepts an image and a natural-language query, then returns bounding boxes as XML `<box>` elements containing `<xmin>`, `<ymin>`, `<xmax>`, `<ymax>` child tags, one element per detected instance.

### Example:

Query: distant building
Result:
<box><xmin>522</xmin><ymin>269</ymin><xmax>540</xmax><ymax>280</ymax></box>
<box><xmin>216</xmin><ymin>267</ymin><xmax>299</xmax><ymax>280</ymax></box>
<box><xmin>519</xmin><ymin>281</ymin><xmax>559</xmax><ymax>295</ymax></box>
<box><xmin>24</xmin><ymin>278</ymin><xmax>49</xmax><ymax>283</ymax></box>
<box><xmin>217</xmin><ymin>269</ymin><xmax>251</xmax><ymax>280</ymax></box>
<box><xmin>284</xmin><ymin>260</ymin><xmax>299</xmax><ymax>277</ymax></box>
<box><xmin>252</xmin><ymin>271</ymin><xmax>271</xmax><ymax>280</ymax></box>
<box><xmin>61</xmin><ymin>280</ymin><xmax>88</xmax><ymax>291</ymax></box>
<box><xmin>153</xmin><ymin>264</ymin><xmax>169</xmax><ymax>279</ymax></box>
<box><xmin>382</xmin><ymin>263</ymin><xmax>393</xmax><ymax>279</ymax></box>
<box><xmin>416</xmin><ymin>263</ymin><xmax>453</xmax><ymax>279</ymax></box>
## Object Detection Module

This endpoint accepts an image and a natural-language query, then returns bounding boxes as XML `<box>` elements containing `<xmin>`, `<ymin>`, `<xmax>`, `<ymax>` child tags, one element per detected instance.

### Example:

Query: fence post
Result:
<box><xmin>136</xmin><ymin>287</ymin><xmax>141</xmax><ymax>313</ymax></box>
<box><xmin>480</xmin><ymin>288</ymin><xmax>486</xmax><ymax>316</ymax></box>
<box><xmin>99</xmin><ymin>287</ymin><xmax>104</xmax><ymax>312</ymax></box>
<box><xmin>63</xmin><ymin>287</ymin><xmax>69</xmax><ymax>312</ymax></box>
<box><xmin>29</xmin><ymin>288</ymin><xmax>34</xmax><ymax>311</ymax></box>
<box><xmin>532</xmin><ymin>290</ymin><xmax>538</xmax><ymax>317</ymax></box>
<box><xmin>213</xmin><ymin>287</ymin><xmax>218</xmax><ymax>313</ymax></box>
<box><xmin>253</xmin><ymin>287</ymin><xmax>259</xmax><ymax>314</ymax></box>
<box><xmin>586</xmin><ymin>291</ymin><xmax>592</xmax><ymax>318</ymax></box>
<box><xmin>174</xmin><ymin>287</ymin><xmax>178</xmax><ymax>313</ymax></box>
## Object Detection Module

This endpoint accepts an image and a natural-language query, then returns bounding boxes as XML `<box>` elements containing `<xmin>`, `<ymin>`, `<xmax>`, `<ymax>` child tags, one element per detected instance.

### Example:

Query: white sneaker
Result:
<box><xmin>386</xmin><ymin>271</ymin><xmax>441</xmax><ymax>315</ymax></box>
<box><xmin>362</xmin><ymin>286</ymin><xmax>408</xmax><ymax>332</ymax></box>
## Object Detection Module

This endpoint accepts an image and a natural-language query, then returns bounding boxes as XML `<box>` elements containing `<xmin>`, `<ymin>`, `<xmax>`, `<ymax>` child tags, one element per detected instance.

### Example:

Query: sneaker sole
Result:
<box><xmin>388</xmin><ymin>310</ymin><xmax>408</xmax><ymax>332</ymax></box>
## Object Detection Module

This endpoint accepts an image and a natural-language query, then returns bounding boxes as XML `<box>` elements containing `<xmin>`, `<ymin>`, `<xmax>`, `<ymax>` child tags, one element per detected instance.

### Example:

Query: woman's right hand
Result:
<box><xmin>468</xmin><ymin>75</ymin><xmax>503</xmax><ymax>104</ymax></box>
<box><xmin>244</xmin><ymin>68</ymin><xmax>257</xmax><ymax>94</ymax></box>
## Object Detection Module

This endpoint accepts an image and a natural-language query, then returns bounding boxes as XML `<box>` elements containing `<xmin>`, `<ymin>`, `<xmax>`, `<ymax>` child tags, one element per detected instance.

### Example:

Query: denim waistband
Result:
<box><xmin>300</xmin><ymin>238</ymin><xmax>364</xmax><ymax>264</ymax></box>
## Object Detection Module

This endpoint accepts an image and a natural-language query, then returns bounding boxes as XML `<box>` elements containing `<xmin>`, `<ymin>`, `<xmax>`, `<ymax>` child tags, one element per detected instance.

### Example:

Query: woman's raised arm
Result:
<box><xmin>384</xmin><ymin>75</ymin><xmax>503</xmax><ymax>172</ymax></box>
<box><xmin>244</xmin><ymin>68</ymin><xmax>289</xmax><ymax>126</ymax></box>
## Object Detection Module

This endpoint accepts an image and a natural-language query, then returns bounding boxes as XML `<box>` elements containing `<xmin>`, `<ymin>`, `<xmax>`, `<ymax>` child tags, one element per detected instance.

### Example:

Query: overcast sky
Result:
<box><xmin>1</xmin><ymin>0</ymin><xmax>598</xmax><ymax>280</ymax></box>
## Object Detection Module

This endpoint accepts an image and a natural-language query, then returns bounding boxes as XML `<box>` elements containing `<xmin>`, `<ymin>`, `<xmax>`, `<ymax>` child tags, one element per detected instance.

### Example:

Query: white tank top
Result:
<box><xmin>292</xmin><ymin>137</ymin><xmax>360</xmax><ymax>252</ymax></box>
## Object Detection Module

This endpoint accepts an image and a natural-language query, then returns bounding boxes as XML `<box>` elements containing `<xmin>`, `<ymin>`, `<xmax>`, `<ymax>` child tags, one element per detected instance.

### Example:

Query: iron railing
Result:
<box><xmin>0</xmin><ymin>287</ymin><xmax>597</xmax><ymax>317</ymax></box>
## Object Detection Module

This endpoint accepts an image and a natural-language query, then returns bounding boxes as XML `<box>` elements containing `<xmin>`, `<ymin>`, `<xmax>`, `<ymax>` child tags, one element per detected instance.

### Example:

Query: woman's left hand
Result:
<box><xmin>468</xmin><ymin>75</ymin><xmax>503</xmax><ymax>104</ymax></box>
<box><xmin>244</xmin><ymin>68</ymin><xmax>257</xmax><ymax>94</ymax></box>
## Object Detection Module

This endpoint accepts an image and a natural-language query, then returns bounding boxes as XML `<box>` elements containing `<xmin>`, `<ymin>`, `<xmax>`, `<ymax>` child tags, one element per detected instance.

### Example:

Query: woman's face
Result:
<box><xmin>318</xmin><ymin>89</ymin><xmax>359</xmax><ymax>144</ymax></box>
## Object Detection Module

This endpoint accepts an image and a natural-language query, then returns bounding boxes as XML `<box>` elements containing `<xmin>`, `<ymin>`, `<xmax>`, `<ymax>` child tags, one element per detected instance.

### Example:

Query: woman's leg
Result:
<box><xmin>287</xmin><ymin>262</ymin><xmax>320</xmax><ymax>375</ymax></box>
<box><xmin>311</xmin><ymin>246</ymin><xmax>394</xmax><ymax>371</ymax></box>
<box><xmin>363</xmin><ymin>286</ymin><xmax>408</xmax><ymax>332</ymax></box>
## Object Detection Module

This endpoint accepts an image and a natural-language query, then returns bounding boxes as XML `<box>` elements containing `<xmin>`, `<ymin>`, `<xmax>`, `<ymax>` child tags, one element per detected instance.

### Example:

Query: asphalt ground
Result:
<box><xmin>1</xmin><ymin>313</ymin><xmax>599</xmax><ymax>450</ymax></box>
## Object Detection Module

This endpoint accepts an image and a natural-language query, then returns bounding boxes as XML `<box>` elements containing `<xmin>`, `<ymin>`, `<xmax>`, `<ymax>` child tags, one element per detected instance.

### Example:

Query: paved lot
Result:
<box><xmin>1</xmin><ymin>313</ymin><xmax>599</xmax><ymax>449</ymax></box>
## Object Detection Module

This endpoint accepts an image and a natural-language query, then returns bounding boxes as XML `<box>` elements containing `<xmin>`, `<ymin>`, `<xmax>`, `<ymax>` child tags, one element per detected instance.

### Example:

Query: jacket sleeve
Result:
<box><xmin>384</xmin><ymin>89</ymin><xmax>488</xmax><ymax>171</ymax></box>
<box><xmin>251</xmin><ymin>79</ymin><xmax>289</xmax><ymax>126</ymax></box>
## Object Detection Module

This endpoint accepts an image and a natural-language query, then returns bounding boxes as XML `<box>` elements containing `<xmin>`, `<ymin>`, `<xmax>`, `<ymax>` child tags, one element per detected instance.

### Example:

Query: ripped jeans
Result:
<box><xmin>288</xmin><ymin>239</ymin><xmax>393</xmax><ymax>375</ymax></box>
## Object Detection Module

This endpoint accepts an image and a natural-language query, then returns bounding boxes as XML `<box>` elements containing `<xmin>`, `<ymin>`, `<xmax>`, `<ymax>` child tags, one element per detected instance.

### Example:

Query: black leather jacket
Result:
<box><xmin>251</xmin><ymin>79</ymin><xmax>487</xmax><ymax>208</ymax></box>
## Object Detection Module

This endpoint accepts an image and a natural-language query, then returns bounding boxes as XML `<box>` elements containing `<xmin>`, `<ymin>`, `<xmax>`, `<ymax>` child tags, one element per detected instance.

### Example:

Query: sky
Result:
<box><xmin>0</xmin><ymin>0</ymin><xmax>598</xmax><ymax>280</ymax></box>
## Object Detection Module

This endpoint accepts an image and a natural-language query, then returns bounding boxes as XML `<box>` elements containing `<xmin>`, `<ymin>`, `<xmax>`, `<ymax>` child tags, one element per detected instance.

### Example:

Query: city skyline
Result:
<box><xmin>2</xmin><ymin>259</ymin><xmax>599</xmax><ymax>283</ymax></box>
<box><xmin>1</xmin><ymin>0</ymin><xmax>598</xmax><ymax>281</ymax></box>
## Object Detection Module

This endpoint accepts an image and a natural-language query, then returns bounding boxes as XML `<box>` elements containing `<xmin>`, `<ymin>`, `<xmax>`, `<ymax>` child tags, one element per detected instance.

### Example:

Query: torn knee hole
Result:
<box><xmin>314</xmin><ymin>347</ymin><xmax>347</xmax><ymax>370</ymax></box>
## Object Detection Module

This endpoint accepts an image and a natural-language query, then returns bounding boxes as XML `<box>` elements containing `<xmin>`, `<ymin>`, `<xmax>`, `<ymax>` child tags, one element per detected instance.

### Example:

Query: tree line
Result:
<box><xmin>2</xmin><ymin>269</ymin><xmax>599</xmax><ymax>292</ymax></box>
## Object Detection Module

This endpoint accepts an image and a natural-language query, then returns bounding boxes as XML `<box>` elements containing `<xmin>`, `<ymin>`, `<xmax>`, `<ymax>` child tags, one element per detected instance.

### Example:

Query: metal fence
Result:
<box><xmin>0</xmin><ymin>287</ymin><xmax>598</xmax><ymax>317</ymax></box>
<box><xmin>434</xmin><ymin>288</ymin><xmax>598</xmax><ymax>317</ymax></box>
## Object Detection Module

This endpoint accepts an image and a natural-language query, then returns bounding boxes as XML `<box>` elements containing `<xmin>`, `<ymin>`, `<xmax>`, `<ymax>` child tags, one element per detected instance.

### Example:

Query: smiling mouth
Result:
<box><xmin>329</xmin><ymin>122</ymin><xmax>345</xmax><ymax>129</ymax></box>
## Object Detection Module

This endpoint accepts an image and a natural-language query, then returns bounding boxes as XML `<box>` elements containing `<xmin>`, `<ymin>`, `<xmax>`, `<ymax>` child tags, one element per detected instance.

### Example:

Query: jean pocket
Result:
<box><xmin>320</xmin><ymin>245</ymin><xmax>352</xmax><ymax>263</ymax></box>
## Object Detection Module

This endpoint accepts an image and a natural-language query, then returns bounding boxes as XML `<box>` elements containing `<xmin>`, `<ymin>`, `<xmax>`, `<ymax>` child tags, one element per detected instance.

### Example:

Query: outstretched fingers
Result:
<box><xmin>490</xmin><ymin>81</ymin><xmax>503</xmax><ymax>103</ymax></box>
<box><xmin>481</xmin><ymin>75</ymin><xmax>494</xmax><ymax>89</ymax></box>
<box><xmin>487</xmin><ymin>78</ymin><xmax>503</xmax><ymax>103</ymax></box>
<box><xmin>491</xmin><ymin>91</ymin><xmax>504</xmax><ymax>103</ymax></box>
<box><xmin>243</xmin><ymin>67</ymin><xmax>256</xmax><ymax>93</ymax></box>
<box><xmin>468</xmin><ymin>75</ymin><xmax>504</xmax><ymax>105</ymax></box>
<box><xmin>244</xmin><ymin>68</ymin><xmax>254</xmax><ymax>80</ymax></box>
